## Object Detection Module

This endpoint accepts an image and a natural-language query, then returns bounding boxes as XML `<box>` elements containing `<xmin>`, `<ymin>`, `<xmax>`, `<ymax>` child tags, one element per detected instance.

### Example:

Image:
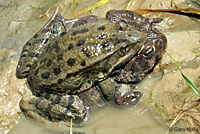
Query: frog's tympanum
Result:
<box><xmin>16</xmin><ymin>10</ymin><xmax>167</xmax><ymax>125</ymax></box>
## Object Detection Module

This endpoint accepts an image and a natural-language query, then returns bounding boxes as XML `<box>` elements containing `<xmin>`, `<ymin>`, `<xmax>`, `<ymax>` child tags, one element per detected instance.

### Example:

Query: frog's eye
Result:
<box><xmin>119</xmin><ymin>45</ymin><xmax>129</xmax><ymax>55</ymax></box>
<box><xmin>142</xmin><ymin>45</ymin><xmax>155</xmax><ymax>58</ymax></box>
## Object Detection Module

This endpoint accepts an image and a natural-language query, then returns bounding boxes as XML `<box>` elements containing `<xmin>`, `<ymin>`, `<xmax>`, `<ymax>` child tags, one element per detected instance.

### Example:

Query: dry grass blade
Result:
<box><xmin>165</xmin><ymin>99</ymin><xmax>200</xmax><ymax>134</ymax></box>
<box><xmin>165</xmin><ymin>111</ymin><xmax>185</xmax><ymax>134</ymax></box>
<box><xmin>67</xmin><ymin>0</ymin><xmax>77</xmax><ymax>14</ymax></box>
<box><xmin>66</xmin><ymin>0</ymin><xmax>111</xmax><ymax>18</ymax></box>
<box><xmin>132</xmin><ymin>8</ymin><xmax>200</xmax><ymax>15</ymax></box>
<box><xmin>183</xmin><ymin>99</ymin><xmax>200</xmax><ymax>111</ymax></box>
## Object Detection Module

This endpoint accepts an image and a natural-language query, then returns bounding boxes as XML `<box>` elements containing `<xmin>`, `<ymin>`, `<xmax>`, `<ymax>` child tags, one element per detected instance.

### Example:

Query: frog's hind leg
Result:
<box><xmin>20</xmin><ymin>93</ymin><xmax>88</xmax><ymax>124</ymax></box>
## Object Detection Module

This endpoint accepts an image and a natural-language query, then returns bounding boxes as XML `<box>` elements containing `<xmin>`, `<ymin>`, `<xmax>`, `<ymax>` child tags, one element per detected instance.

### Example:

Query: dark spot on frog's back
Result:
<box><xmin>61</xmin><ymin>32</ymin><xmax>67</xmax><ymax>37</ymax></box>
<box><xmin>57</xmin><ymin>79</ymin><xmax>63</xmax><ymax>84</ymax></box>
<box><xmin>80</xmin><ymin>60</ymin><xmax>86</xmax><ymax>66</ymax></box>
<box><xmin>76</xmin><ymin>39</ymin><xmax>85</xmax><ymax>46</ymax></box>
<box><xmin>71</xmin><ymin>28</ymin><xmax>89</xmax><ymax>36</ymax></box>
<box><xmin>68</xmin><ymin>43</ymin><xmax>73</xmax><ymax>50</ymax></box>
<box><xmin>47</xmin><ymin>59</ymin><xmax>52</xmax><ymax>67</ymax></box>
<box><xmin>53</xmin><ymin>40</ymin><xmax>60</xmax><ymax>53</ymax></box>
<box><xmin>67</xmin><ymin>58</ymin><xmax>75</xmax><ymax>66</ymax></box>
<box><xmin>66</xmin><ymin>73</ymin><xmax>72</xmax><ymax>78</ymax></box>
<box><xmin>53</xmin><ymin>68</ymin><xmax>61</xmax><ymax>75</ymax></box>
<box><xmin>57</xmin><ymin>54</ymin><xmax>63</xmax><ymax>61</ymax></box>
<box><xmin>97</xmin><ymin>26</ymin><xmax>105</xmax><ymax>30</ymax></box>
<box><xmin>41</xmin><ymin>72</ymin><xmax>50</xmax><ymax>79</ymax></box>
<box><xmin>33</xmin><ymin>34</ymin><xmax>39</xmax><ymax>38</ymax></box>
<box><xmin>26</xmin><ymin>42</ymin><xmax>31</xmax><ymax>46</ymax></box>
<box><xmin>40</xmin><ymin>57</ymin><xmax>48</xmax><ymax>64</ymax></box>
<box><xmin>80</xmin><ymin>28</ymin><xmax>89</xmax><ymax>33</ymax></box>
<box><xmin>55</xmin><ymin>46</ymin><xmax>60</xmax><ymax>53</ymax></box>
<box><xmin>34</xmin><ymin>69</ymin><xmax>39</xmax><ymax>76</ymax></box>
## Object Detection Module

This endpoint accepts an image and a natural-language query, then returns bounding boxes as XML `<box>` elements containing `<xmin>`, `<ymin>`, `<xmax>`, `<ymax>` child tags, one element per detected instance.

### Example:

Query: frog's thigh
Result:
<box><xmin>20</xmin><ymin>94</ymin><xmax>88</xmax><ymax>123</ymax></box>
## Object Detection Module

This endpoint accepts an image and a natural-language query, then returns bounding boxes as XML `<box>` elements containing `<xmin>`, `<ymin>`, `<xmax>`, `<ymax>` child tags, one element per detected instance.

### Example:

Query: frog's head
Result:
<box><xmin>102</xmin><ymin>20</ymin><xmax>148</xmax><ymax>76</ymax></box>
<box><xmin>123</xmin><ymin>29</ymin><xmax>167</xmax><ymax>80</ymax></box>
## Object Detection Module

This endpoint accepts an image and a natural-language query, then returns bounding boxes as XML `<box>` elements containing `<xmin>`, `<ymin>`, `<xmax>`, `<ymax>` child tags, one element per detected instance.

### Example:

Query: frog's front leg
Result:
<box><xmin>20</xmin><ymin>93</ymin><xmax>88</xmax><ymax>124</ymax></box>
<box><xmin>98</xmin><ymin>78</ymin><xmax>142</xmax><ymax>106</ymax></box>
<box><xmin>16</xmin><ymin>13</ymin><xmax>68</xmax><ymax>78</ymax></box>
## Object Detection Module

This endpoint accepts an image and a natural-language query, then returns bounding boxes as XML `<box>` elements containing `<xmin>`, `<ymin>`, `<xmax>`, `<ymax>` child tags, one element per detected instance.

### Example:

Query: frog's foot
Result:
<box><xmin>20</xmin><ymin>93</ymin><xmax>88</xmax><ymax>125</ymax></box>
<box><xmin>114</xmin><ymin>85</ymin><xmax>143</xmax><ymax>106</ymax></box>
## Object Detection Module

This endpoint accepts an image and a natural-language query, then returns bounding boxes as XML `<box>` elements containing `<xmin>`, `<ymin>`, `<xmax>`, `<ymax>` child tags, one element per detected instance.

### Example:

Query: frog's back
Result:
<box><xmin>28</xmin><ymin>19</ymin><xmax>146</xmax><ymax>93</ymax></box>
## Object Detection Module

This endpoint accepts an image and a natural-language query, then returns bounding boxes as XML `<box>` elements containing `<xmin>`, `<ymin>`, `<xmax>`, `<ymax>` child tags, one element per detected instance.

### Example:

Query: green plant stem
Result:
<box><xmin>167</xmin><ymin>53</ymin><xmax>200</xmax><ymax>96</ymax></box>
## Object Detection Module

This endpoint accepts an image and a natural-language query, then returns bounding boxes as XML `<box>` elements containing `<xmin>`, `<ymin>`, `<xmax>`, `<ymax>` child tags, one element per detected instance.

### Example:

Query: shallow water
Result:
<box><xmin>0</xmin><ymin>0</ymin><xmax>200</xmax><ymax>134</ymax></box>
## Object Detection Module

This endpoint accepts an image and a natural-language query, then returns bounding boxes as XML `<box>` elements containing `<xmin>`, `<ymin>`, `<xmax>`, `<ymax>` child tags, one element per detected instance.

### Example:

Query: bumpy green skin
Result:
<box><xmin>17</xmin><ymin>10</ymin><xmax>167</xmax><ymax>124</ymax></box>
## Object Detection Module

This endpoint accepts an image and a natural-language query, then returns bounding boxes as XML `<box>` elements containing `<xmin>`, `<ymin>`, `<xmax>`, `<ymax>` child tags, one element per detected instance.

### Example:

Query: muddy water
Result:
<box><xmin>0</xmin><ymin>0</ymin><xmax>200</xmax><ymax>134</ymax></box>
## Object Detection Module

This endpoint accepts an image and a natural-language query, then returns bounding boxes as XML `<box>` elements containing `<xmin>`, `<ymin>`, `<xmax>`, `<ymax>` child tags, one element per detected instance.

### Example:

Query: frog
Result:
<box><xmin>16</xmin><ymin>9</ymin><xmax>167</xmax><ymax>125</ymax></box>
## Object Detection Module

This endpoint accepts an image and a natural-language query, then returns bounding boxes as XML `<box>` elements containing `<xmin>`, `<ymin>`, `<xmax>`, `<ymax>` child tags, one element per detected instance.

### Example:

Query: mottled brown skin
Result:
<box><xmin>16</xmin><ymin>10</ymin><xmax>167</xmax><ymax>124</ymax></box>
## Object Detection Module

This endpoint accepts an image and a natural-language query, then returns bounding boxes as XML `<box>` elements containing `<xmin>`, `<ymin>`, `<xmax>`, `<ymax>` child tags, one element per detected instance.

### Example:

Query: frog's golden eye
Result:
<box><xmin>142</xmin><ymin>45</ymin><xmax>155</xmax><ymax>59</ymax></box>
<box><xmin>119</xmin><ymin>45</ymin><xmax>129</xmax><ymax>55</ymax></box>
